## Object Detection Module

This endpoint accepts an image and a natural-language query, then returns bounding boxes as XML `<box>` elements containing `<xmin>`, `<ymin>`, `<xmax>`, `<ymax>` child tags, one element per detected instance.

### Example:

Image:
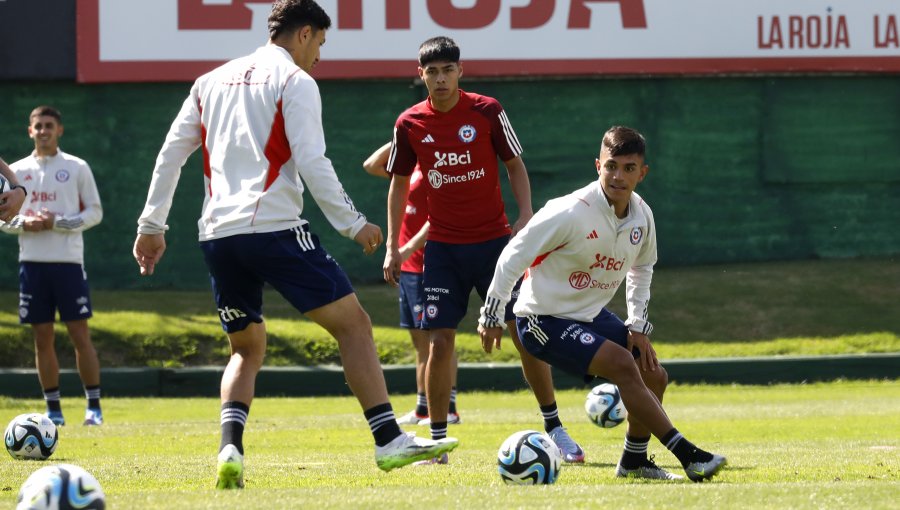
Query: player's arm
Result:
<box><xmin>625</xmin><ymin>205</ymin><xmax>659</xmax><ymax>371</ymax></box>
<box><xmin>44</xmin><ymin>161</ymin><xmax>103</xmax><ymax>233</ymax></box>
<box><xmin>503</xmin><ymin>155</ymin><xmax>534</xmax><ymax>235</ymax></box>
<box><xmin>399</xmin><ymin>221</ymin><xmax>429</xmax><ymax>262</ymax></box>
<box><xmin>362</xmin><ymin>142</ymin><xmax>391</xmax><ymax>179</ymax></box>
<box><xmin>0</xmin><ymin>157</ymin><xmax>27</xmax><ymax>222</ymax></box>
<box><xmin>384</xmin><ymin>173</ymin><xmax>410</xmax><ymax>286</ymax></box>
<box><xmin>135</xmin><ymin>85</ymin><xmax>203</xmax><ymax>275</ymax></box>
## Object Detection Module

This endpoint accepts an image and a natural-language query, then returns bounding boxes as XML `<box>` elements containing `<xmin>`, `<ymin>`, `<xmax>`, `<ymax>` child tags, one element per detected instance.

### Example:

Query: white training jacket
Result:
<box><xmin>479</xmin><ymin>181</ymin><xmax>657</xmax><ymax>335</ymax></box>
<box><xmin>1</xmin><ymin>150</ymin><xmax>103</xmax><ymax>264</ymax></box>
<box><xmin>137</xmin><ymin>45</ymin><xmax>367</xmax><ymax>241</ymax></box>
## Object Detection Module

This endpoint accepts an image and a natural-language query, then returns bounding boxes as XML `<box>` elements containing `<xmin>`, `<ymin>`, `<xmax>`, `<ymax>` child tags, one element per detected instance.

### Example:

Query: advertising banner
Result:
<box><xmin>77</xmin><ymin>0</ymin><xmax>900</xmax><ymax>82</ymax></box>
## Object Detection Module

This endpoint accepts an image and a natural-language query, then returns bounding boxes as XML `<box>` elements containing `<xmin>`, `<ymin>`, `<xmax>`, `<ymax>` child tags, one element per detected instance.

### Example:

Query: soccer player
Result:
<box><xmin>478</xmin><ymin>126</ymin><xmax>727</xmax><ymax>482</ymax></box>
<box><xmin>383</xmin><ymin>36</ymin><xmax>584</xmax><ymax>463</ymax></box>
<box><xmin>0</xmin><ymin>156</ymin><xmax>27</xmax><ymax>221</ymax></box>
<box><xmin>363</xmin><ymin>142</ymin><xmax>461</xmax><ymax>426</ymax></box>
<box><xmin>1</xmin><ymin>106</ymin><xmax>104</xmax><ymax>427</ymax></box>
<box><xmin>132</xmin><ymin>0</ymin><xmax>457</xmax><ymax>489</ymax></box>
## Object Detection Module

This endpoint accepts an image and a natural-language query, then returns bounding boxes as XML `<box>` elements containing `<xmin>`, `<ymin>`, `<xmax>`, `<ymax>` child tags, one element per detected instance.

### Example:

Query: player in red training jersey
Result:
<box><xmin>383</xmin><ymin>36</ymin><xmax>584</xmax><ymax>464</ymax></box>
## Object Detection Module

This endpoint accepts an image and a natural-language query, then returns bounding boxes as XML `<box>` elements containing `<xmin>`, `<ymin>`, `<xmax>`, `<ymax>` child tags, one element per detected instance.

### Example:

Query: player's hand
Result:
<box><xmin>354</xmin><ymin>223</ymin><xmax>383</xmax><ymax>256</ymax></box>
<box><xmin>478</xmin><ymin>323</ymin><xmax>504</xmax><ymax>353</ymax></box>
<box><xmin>0</xmin><ymin>187</ymin><xmax>26</xmax><ymax>222</ymax></box>
<box><xmin>628</xmin><ymin>331</ymin><xmax>659</xmax><ymax>372</ymax></box>
<box><xmin>133</xmin><ymin>233</ymin><xmax>166</xmax><ymax>276</ymax></box>
<box><xmin>382</xmin><ymin>247</ymin><xmax>401</xmax><ymax>287</ymax></box>
<box><xmin>510</xmin><ymin>210</ymin><xmax>533</xmax><ymax>236</ymax></box>
<box><xmin>38</xmin><ymin>209</ymin><xmax>55</xmax><ymax>229</ymax></box>
<box><xmin>22</xmin><ymin>216</ymin><xmax>45</xmax><ymax>232</ymax></box>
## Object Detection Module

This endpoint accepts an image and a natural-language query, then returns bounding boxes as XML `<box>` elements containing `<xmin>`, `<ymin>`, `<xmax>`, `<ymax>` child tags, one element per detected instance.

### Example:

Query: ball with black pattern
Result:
<box><xmin>497</xmin><ymin>430</ymin><xmax>562</xmax><ymax>485</ymax></box>
<box><xmin>585</xmin><ymin>382</ymin><xmax>627</xmax><ymax>428</ymax></box>
<box><xmin>16</xmin><ymin>464</ymin><xmax>106</xmax><ymax>510</ymax></box>
<box><xmin>5</xmin><ymin>413</ymin><xmax>58</xmax><ymax>460</ymax></box>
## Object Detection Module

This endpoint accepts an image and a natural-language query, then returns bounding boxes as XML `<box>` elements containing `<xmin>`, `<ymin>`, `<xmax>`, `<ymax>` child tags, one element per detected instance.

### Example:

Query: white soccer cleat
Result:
<box><xmin>419</xmin><ymin>412</ymin><xmax>461</xmax><ymax>426</ymax></box>
<box><xmin>616</xmin><ymin>455</ymin><xmax>684</xmax><ymax>480</ymax></box>
<box><xmin>684</xmin><ymin>453</ymin><xmax>727</xmax><ymax>482</ymax></box>
<box><xmin>216</xmin><ymin>444</ymin><xmax>244</xmax><ymax>489</ymax></box>
<box><xmin>374</xmin><ymin>432</ymin><xmax>458</xmax><ymax>472</ymax></box>
<box><xmin>83</xmin><ymin>408</ymin><xmax>103</xmax><ymax>426</ymax></box>
<box><xmin>395</xmin><ymin>410</ymin><xmax>427</xmax><ymax>425</ymax></box>
<box><xmin>548</xmin><ymin>426</ymin><xmax>585</xmax><ymax>463</ymax></box>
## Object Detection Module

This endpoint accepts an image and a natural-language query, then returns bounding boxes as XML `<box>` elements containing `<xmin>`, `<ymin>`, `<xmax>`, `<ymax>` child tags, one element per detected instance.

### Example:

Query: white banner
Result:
<box><xmin>77</xmin><ymin>0</ymin><xmax>900</xmax><ymax>82</ymax></box>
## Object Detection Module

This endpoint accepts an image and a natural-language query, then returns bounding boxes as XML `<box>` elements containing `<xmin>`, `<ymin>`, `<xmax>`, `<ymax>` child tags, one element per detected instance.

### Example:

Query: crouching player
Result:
<box><xmin>478</xmin><ymin>126</ymin><xmax>726</xmax><ymax>482</ymax></box>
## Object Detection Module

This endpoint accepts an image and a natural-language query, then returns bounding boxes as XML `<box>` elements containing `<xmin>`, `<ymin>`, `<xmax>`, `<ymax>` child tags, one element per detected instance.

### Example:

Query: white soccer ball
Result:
<box><xmin>5</xmin><ymin>413</ymin><xmax>58</xmax><ymax>460</ymax></box>
<box><xmin>497</xmin><ymin>430</ymin><xmax>562</xmax><ymax>485</ymax></box>
<box><xmin>16</xmin><ymin>464</ymin><xmax>106</xmax><ymax>510</ymax></box>
<box><xmin>585</xmin><ymin>382</ymin><xmax>627</xmax><ymax>428</ymax></box>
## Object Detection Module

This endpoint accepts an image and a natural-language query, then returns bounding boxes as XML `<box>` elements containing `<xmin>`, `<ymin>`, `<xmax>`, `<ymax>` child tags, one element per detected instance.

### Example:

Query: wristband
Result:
<box><xmin>10</xmin><ymin>184</ymin><xmax>26</xmax><ymax>195</ymax></box>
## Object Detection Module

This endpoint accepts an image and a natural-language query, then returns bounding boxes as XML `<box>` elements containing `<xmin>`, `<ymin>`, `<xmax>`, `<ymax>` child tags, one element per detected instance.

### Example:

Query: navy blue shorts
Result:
<box><xmin>398</xmin><ymin>271</ymin><xmax>425</xmax><ymax>329</ymax></box>
<box><xmin>515</xmin><ymin>308</ymin><xmax>637</xmax><ymax>383</ymax></box>
<box><xmin>199</xmin><ymin>226</ymin><xmax>354</xmax><ymax>333</ymax></box>
<box><xmin>421</xmin><ymin>235</ymin><xmax>515</xmax><ymax>330</ymax></box>
<box><xmin>18</xmin><ymin>262</ymin><xmax>92</xmax><ymax>324</ymax></box>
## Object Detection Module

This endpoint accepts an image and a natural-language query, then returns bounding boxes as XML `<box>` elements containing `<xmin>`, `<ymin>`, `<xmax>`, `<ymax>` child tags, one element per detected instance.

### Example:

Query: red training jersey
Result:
<box><xmin>387</xmin><ymin>90</ymin><xmax>523</xmax><ymax>244</ymax></box>
<box><xmin>399</xmin><ymin>167</ymin><xmax>427</xmax><ymax>273</ymax></box>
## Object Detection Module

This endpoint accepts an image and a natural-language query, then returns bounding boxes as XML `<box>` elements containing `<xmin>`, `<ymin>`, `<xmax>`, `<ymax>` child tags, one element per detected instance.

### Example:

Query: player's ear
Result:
<box><xmin>595</xmin><ymin>158</ymin><xmax>602</xmax><ymax>176</ymax></box>
<box><xmin>457</xmin><ymin>62</ymin><xmax>463</xmax><ymax>79</ymax></box>
<box><xmin>58</xmin><ymin>124</ymin><xmax>64</xmax><ymax>137</ymax></box>
<box><xmin>638</xmin><ymin>164</ymin><xmax>648</xmax><ymax>181</ymax></box>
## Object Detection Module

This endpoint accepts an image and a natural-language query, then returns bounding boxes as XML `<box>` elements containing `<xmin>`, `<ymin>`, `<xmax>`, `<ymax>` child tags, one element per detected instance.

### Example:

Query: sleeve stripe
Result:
<box><xmin>498</xmin><ymin>111</ymin><xmax>523</xmax><ymax>155</ymax></box>
<box><xmin>386</xmin><ymin>126</ymin><xmax>399</xmax><ymax>174</ymax></box>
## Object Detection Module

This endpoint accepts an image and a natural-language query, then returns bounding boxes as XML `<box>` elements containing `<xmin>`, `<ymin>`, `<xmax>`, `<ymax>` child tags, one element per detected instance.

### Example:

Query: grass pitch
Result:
<box><xmin>1</xmin><ymin>380</ymin><xmax>898</xmax><ymax>509</ymax></box>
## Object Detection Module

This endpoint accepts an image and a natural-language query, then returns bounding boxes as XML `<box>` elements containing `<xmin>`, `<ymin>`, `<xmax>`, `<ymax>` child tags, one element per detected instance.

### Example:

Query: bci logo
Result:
<box><xmin>433</xmin><ymin>151</ymin><xmax>471</xmax><ymax>168</ymax></box>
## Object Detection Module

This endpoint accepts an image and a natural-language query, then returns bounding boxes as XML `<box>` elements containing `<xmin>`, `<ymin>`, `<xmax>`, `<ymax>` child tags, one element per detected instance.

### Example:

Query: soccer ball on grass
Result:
<box><xmin>585</xmin><ymin>382</ymin><xmax>627</xmax><ymax>428</ymax></box>
<box><xmin>16</xmin><ymin>464</ymin><xmax>106</xmax><ymax>510</ymax></box>
<box><xmin>497</xmin><ymin>430</ymin><xmax>562</xmax><ymax>485</ymax></box>
<box><xmin>5</xmin><ymin>413</ymin><xmax>58</xmax><ymax>460</ymax></box>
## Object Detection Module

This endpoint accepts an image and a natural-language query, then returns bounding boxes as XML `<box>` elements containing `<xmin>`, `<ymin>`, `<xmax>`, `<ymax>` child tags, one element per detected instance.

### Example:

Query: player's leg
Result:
<box><xmin>448</xmin><ymin>348</ymin><xmax>460</xmax><ymax>423</ymax></box>
<box><xmin>56</xmin><ymin>263</ymin><xmax>101</xmax><ymax>425</ymax></box>
<box><xmin>508</xmin><ymin>322</ymin><xmax>585</xmax><ymax>463</ymax></box>
<box><xmin>19</xmin><ymin>262</ymin><xmax>65</xmax><ymax>426</ymax></box>
<box><xmin>616</xmin><ymin>361</ymin><xmax>677</xmax><ymax>479</ymax></box>
<box><xmin>263</xmin><ymin>228</ymin><xmax>456</xmax><ymax>470</ymax></box>
<box><xmin>395</xmin><ymin>272</ymin><xmax>429</xmax><ymax>425</ymax></box>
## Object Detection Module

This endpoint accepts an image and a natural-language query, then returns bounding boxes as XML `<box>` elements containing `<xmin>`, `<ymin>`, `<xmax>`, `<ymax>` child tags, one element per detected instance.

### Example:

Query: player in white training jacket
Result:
<box><xmin>478</xmin><ymin>126</ymin><xmax>726</xmax><ymax>482</ymax></box>
<box><xmin>132</xmin><ymin>0</ymin><xmax>455</xmax><ymax>490</ymax></box>
<box><xmin>2</xmin><ymin>105</ymin><xmax>104</xmax><ymax>428</ymax></box>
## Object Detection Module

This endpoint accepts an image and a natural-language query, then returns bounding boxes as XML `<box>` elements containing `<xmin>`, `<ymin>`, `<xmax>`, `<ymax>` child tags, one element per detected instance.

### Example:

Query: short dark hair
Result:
<box><xmin>268</xmin><ymin>0</ymin><xmax>331</xmax><ymax>40</ymax></box>
<box><xmin>418</xmin><ymin>36</ymin><xmax>460</xmax><ymax>67</ymax></box>
<box><xmin>602</xmin><ymin>126</ymin><xmax>646</xmax><ymax>158</ymax></box>
<box><xmin>29</xmin><ymin>106</ymin><xmax>62</xmax><ymax>124</ymax></box>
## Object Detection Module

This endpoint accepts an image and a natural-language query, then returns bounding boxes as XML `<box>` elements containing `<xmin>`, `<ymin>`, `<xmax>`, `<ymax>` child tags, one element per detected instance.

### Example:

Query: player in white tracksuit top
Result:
<box><xmin>132</xmin><ymin>0</ymin><xmax>455</xmax><ymax>489</ymax></box>
<box><xmin>478</xmin><ymin>126</ymin><xmax>726</xmax><ymax>482</ymax></box>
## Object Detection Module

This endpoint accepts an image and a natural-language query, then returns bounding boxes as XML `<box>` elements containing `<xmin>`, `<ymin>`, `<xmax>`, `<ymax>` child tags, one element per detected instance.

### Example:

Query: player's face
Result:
<box><xmin>418</xmin><ymin>61</ymin><xmax>462</xmax><ymax>109</ymax></box>
<box><xmin>295</xmin><ymin>26</ymin><xmax>326</xmax><ymax>72</ymax></box>
<box><xmin>596</xmin><ymin>147</ymin><xmax>647</xmax><ymax>211</ymax></box>
<box><xmin>28</xmin><ymin>115</ymin><xmax>63</xmax><ymax>155</ymax></box>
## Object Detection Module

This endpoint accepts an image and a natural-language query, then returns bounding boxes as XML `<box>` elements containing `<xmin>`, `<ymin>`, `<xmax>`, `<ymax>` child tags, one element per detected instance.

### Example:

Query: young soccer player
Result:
<box><xmin>383</xmin><ymin>36</ymin><xmax>584</xmax><ymax>463</ymax></box>
<box><xmin>478</xmin><ymin>126</ymin><xmax>727</xmax><ymax>481</ymax></box>
<box><xmin>133</xmin><ymin>0</ymin><xmax>456</xmax><ymax>489</ymax></box>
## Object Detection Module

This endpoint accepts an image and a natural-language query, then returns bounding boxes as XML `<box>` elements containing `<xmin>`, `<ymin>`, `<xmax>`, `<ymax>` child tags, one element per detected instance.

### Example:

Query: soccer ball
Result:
<box><xmin>585</xmin><ymin>382</ymin><xmax>627</xmax><ymax>428</ymax></box>
<box><xmin>497</xmin><ymin>430</ymin><xmax>562</xmax><ymax>485</ymax></box>
<box><xmin>5</xmin><ymin>413</ymin><xmax>58</xmax><ymax>460</ymax></box>
<box><xmin>16</xmin><ymin>464</ymin><xmax>106</xmax><ymax>510</ymax></box>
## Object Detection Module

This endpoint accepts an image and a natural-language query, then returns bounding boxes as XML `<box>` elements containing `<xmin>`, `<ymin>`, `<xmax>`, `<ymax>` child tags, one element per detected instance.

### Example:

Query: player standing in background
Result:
<box><xmin>132</xmin><ymin>0</ymin><xmax>456</xmax><ymax>489</ymax></box>
<box><xmin>383</xmin><ymin>36</ymin><xmax>585</xmax><ymax>464</ymax></box>
<box><xmin>363</xmin><ymin>142</ymin><xmax>461</xmax><ymax>426</ymax></box>
<box><xmin>1</xmin><ymin>106</ymin><xmax>104</xmax><ymax>427</ymax></box>
<box><xmin>0</xmin><ymin>157</ymin><xmax>27</xmax><ymax>221</ymax></box>
<box><xmin>479</xmin><ymin>126</ymin><xmax>727</xmax><ymax>481</ymax></box>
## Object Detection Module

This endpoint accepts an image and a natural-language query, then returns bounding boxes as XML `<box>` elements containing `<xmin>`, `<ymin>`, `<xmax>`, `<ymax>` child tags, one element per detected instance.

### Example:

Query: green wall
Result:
<box><xmin>1</xmin><ymin>76</ymin><xmax>898</xmax><ymax>289</ymax></box>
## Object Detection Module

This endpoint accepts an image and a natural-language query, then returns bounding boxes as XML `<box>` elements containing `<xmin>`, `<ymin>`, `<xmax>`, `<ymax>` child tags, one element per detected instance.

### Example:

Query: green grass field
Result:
<box><xmin>1</xmin><ymin>381</ymin><xmax>898</xmax><ymax>509</ymax></box>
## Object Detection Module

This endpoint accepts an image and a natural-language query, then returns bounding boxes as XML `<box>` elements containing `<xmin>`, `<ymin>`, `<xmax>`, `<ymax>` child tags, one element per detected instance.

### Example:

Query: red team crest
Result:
<box><xmin>457</xmin><ymin>124</ymin><xmax>476</xmax><ymax>143</ymax></box>
<box><xmin>630</xmin><ymin>227</ymin><xmax>643</xmax><ymax>245</ymax></box>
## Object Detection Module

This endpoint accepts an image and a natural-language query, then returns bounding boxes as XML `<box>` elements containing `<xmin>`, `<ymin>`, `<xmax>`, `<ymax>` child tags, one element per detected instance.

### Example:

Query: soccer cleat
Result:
<box><xmin>419</xmin><ymin>412</ymin><xmax>462</xmax><ymax>426</ymax></box>
<box><xmin>216</xmin><ymin>444</ymin><xmax>245</xmax><ymax>489</ymax></box>
<box><xmin>374</xmin><ymin>432</ymin><xmax>458</xmax><ymax>472</ymax></box>
<box><xmin>616</xmin><ymin>455</ymin><xmax>684</xmax><ymax>480</ymax></box>
<box><xmin>413</xmin><ymin>452</ymin><xmax>449</xmax><ymax>466</ymax></box>
<box><xmin>83</xmin><ymin>408</ymin><xmax>103</xmax><ymax>426</ymax></box>
<box><xmin>548</xmin><ymin>426</ymin><xmax>585</xmax><ymax>463</ymax></box>
<box><xmin>396</xmin><ymin>410</ymin><xmax>428</xmax><ymax>425</ymax></box>
<box><xmin>684</xmin><ymin>453</ymin><xmax>727</xmax><ymax>482</ymax></box>
<box><xmin>46</xmin><ymin>411</ymin><xmax>65</xmax><ymax>426</ymax></box>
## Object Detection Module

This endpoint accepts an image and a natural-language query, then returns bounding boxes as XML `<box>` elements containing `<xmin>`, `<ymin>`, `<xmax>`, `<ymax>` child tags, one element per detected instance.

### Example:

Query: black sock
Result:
<box><xmin>430</xmin><ymin>421</ymin><xmax>448</xmax><ymax>441</ymax></box>
<box><xmin>43</xmin><ymin>387</ymin><xmax>62</xmax><ymax>413</ymax></box>
<box><xmin>620</xmin><ymin>435</ymin><xmax>651</xmax><ymax>469</ymax></box>
<box><xmin>414</xmin><ymin>392</ymin><xmax>428</xmax><ymax>417</ymax></box>
<box><xmin>220</xmin><ymin>401</ymin><xmax>249</xmax><ymax>455</ymax></box>
<box><xmin>448</xmin><ymin>387</ymin><xmax>458</xmax><ymax>415</ymax></box>
<box><xmin>84</xmin><ymin>385</ymin><xmax>101</xmax><ymax>411</ymax></box>
<box><xmin>365</xmin><ymin>403</ymin><xmax>403</xmax><ymax>447</ymax></box>
<box><xmin>662</xmin><ymin>428</ymin><xmax>712</xmax><ymax>467</ymax></box>
<box><xmin>540</xmin><ymin>402</ymin><xmax>563</xmax><ymax>433</ymax></box>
